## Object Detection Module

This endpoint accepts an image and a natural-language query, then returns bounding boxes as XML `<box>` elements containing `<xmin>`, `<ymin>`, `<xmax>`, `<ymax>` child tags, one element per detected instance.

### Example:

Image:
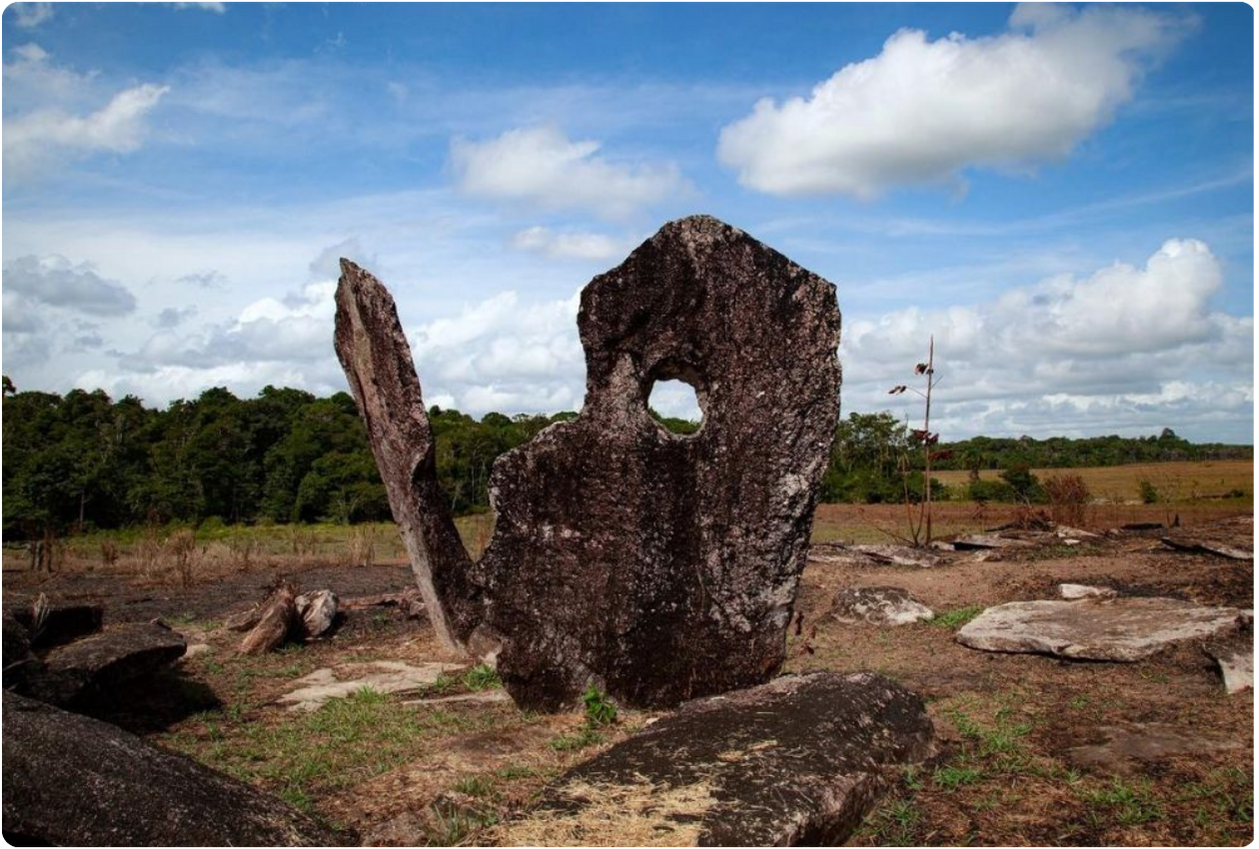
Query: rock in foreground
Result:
<box><xmin>495</xmin><ymin>672</ymin><xmax>933</xmax><ymax>846</ymax></box>
<box><xmin>1</xmin><ymin>691</ymin><xmax>341</xmax><ymax>846</ymax></box>
<box><xmin>957</xmin><ymin>597</ymin><xmax>1241</xmax><ymax>661</ymax></box>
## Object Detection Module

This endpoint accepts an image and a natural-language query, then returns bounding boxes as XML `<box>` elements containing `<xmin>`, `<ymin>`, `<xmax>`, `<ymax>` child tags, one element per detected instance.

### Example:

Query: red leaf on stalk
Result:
<box><xmin>930</xmin><ymin>450</ymin><xmax>954</xmax><ymax>461</ymax></box>
<box><xmin>888</xmin><ymin>385</ymin><xmax>907</xmax><ymax>395</ymax></box>
<box><xmin>914</xmin><ymin>363</ymin><xmax>928</xmax><ymax>374</ymax></box>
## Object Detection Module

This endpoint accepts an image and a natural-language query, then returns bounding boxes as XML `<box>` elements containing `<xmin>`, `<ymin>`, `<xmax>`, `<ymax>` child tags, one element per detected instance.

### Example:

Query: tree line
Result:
<box><xmin>2</xmin><ymin>381</ymin><xmax>1250</xmax><ymax>538</ymax></box>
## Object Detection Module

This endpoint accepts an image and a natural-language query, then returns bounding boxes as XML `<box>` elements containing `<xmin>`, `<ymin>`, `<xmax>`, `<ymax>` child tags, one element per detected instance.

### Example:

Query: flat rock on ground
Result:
<box><xmin>21</xmin><ymin>621</ymin><xmax>186</xmax><ymax>706</ymax></box>
<box><xmin>1059</xmin><ymin>583</ymin><xmax>1117</xmax><ymax>600</ymax></box>
<box><xmin>832</xmin><ymin>586</ymin><xmax>934</xmax><ymax>626</ymax></box>
<box><xmin>1162</xmin><ymin>515</ymin><xmax>1254</xmax><ymax>560</ymax></box>
<box><xmin>1065</xmin><ymin>722</ymin><xmax>1243</xmax><ymax>776</ymax></box>
<box><xmin>956</xmin><ymin>597</ymin><xmax>1241</xmax><ymax>661</ymax></box>
<box><xmin>2</xmin><ymin>690</ymin><xmax>340</xmax><ymax>846</ymax></box>
<box><xmin>279</xmin><ymin>660</ymin><xmax>464</xmax><ymax>712</ymax></box>
<box><xmin>493</xmin><ymin>672</ymin><xmax>933</xmax><ymax>846</ymax></box>
<box><xmin>811</xmin><ymin>544</ymin><xmax>942</xmax><ymax>569</ymax></box>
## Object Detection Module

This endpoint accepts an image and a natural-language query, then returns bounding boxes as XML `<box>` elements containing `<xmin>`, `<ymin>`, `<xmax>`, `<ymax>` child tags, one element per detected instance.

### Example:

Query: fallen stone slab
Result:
<box><xmin>1121</xmin><ymin>522</ymin><xmax>1165</xmax><ymax>531</ymax></box>
<box><xmin>295</xmin><ymin>589</ymin><xmax>338</xmax><ymax>639</ymax></box>
<box><xmin>279</xmin><ymin>660</ymin><xmax>463</xmax><ymax>712</ymax></box>
<box><xmin>493</xmin><ymin>672</ymin><xmax>933</xmax><ymax>846</ymax></box>
<box><xmin>851</xmin><ymin>544</ymin><xmax>942</xmax><ymax>568</ymax></box>
<box><xmin>1065</xmin><ymin>722</ymin><xmax>1242</xmax><ymax>776</ymax></box>
<box><xmin>23</xmin><ymin>622</ymin><xmax>186</xmax><ymax>706</ymax></box>
<box><xmin>341</xmin><ymin>588</ymin><xmax>427</xmax><ymax>619</ymax></box>
<box><xmin>402</xmin><ymin>689</ymin><xmax>513</xmax><ymax>707</ymax></box>
<box><xmin>951</xmin><ymin>535</ymin><xmax>1037</xmax><ymax>551</ymax></box>
<box><xmin>1161</xmin><ymin>535</ymin><xmax>1253</xmax><ymax>561</ymax></box>
<box><xmin>833</xmin><ymin>586</ymin><xmax>934</xmax><ymax>626</ymax></box>
<box><xmin>1204</xmin><ymin>633</ymin><xmax>1253</xmax><ymax>694</ymax></box>
<box><xmin>2</xmin><ymin>690</ymin><xmax>340</xmax><ymax>845</ymax></box>
<box><xmin>956</xmin><ymin>598</ymin><xmax>1241</xmax><ymax>661</ymax></box>
<box><xmin>1059</xmin><ymin>583</ymin><xmax>1117</xmax><ymax>600</ymax></box>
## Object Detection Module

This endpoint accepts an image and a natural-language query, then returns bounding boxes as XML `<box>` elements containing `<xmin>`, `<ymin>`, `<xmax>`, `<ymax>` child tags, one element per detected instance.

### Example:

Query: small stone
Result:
<box><xmin>494</xmin><ymin>672</ymin><xmax>933</xmax><ymax>846</ymax></box>
<box><xmin>2</xmin><ymin>691</ymin><xmax>341</xmax><ymax>845</ymax></box>
<box><xmin>1059</xmin><ymin>583</ymin><xmax>1117</xmax><ymax>600</ymax></box>
<box><xmin>832</xmin><ymin>586</ymin><xmax>934</xmax><ymax>626</ymax></box>
<box><xmin>295</xmin><ymin>589</ymin><xmax>338</xmax><ymax>639</ymax></box>
<box><xmin>957</xmin><ymin>597</ymin><xmax>1240</xmax><ymax>661</ymax></box>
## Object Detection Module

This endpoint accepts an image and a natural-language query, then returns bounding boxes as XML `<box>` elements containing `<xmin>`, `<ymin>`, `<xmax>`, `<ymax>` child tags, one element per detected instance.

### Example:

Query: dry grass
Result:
<box><xmin>489</xmin><ymin>776</ymin><xmax>718</xmax><ymax>847</ymax></box>
<box><xmin>931</xmin><ymin>460</ymin><xmax>1252</xmax><ymax>503</ymax></box>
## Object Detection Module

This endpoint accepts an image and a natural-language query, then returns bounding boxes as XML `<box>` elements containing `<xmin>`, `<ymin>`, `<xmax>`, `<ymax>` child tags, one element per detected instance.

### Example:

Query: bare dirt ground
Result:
<box><xmin>3</xmin><ymin>511</ymin><xmax>1252</xmax><ymax>846</ymax></box>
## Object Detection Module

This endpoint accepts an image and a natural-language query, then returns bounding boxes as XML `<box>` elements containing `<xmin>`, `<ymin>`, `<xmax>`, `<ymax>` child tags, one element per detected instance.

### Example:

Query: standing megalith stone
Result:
<box><xmin>335</xmin><ymin>260</ymin><xmax>482</xmax><ymax>652</ymax></box>
<box><xmin>334</xmin><ymin>215</ymin><xmax>841</xmax><ymax>710</ymax></box>
<box><xmin>477</xmin><ymin>215</ymin><xmax>840</xmax><ymax>709</ymax></box>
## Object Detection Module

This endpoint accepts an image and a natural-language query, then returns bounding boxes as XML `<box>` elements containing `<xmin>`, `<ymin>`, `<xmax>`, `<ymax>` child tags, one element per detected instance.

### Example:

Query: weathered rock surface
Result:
<box><xmin>335</xmin><ymin>259</ymin><xmax>481</xmax><ymax>652</ymax></box>
<box><xmin>1205</xmin><ymin>632</ymin><xmax>1253</xmax><ymax>694</ymax></box>
<box><xmin>22</xmin><ymin>622</ymin><xmax>186</xmax><ymax>706</ymax></box>
<box><xmin>475</xmin><ymin>216</ymin><xmax>841</xmax><ymax>709</ymax></box>
<box><xmin>833</xmin><ymin>586</ymin><xmax>934</xmax><ymax>626</ymax></box>
<box><xmin>811</xmin><ymin>543</ymin><xmax>942</xmax><ymax>569</ymax></box>
<box><xmin>951</xmin><ymin>534</ymin><xmax>1037</xmax><ymax>551</ymax></box>
<box><xmin>296</xmin><ymin>589</ymin><xmax>338</xmax><ymax>639</ymax></box>
<box><xmin>279</xmin><ymin>660</ymin><xmax>463</xmax><ymax>712</ymax></box>
<box><xmin>238</xmin><ymin>582</ymin><xmax>297</xmax><ymax>655</ymax></box>
<box><xmin>1162</xmin><ymin>516</ymin><xmax>1254</xmax><ymax>560</ymax></box>
<box><xmin>1059</xmin><ymin>583</ymin><xmax>1117</xmax><ymax>600</ymax></box>
<box><xmin>494</xmin><ymin>672</ymin><xmax>932</xmax><ymax>846</ymax></box>
<box><xmin>1065</xmin><ymin>722</ymin><xmax>1242</xmax><ymax>776</ymax></box>
<box><xmin>957</xmin><ymin>597</ymin><xmax>1241</xmax><ymax>661</ymax></box>
<box><xmin>2</xmin><ymin>690</ymin><xmax>340</xmax><ymax>845</ymax></box>
<box><xmin>336</xmin><ymin>216</ymin><xmax>841</xmax><ymax>711</ymax></box>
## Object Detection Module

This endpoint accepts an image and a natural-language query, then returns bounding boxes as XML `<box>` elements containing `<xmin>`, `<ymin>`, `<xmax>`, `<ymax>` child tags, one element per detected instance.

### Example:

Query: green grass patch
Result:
<box><xmin>1080</xmin><ymin>777</ymin><xmax>1164</xmax><ymax>825</ymax></box>
<box><xmin>934</xmin><ymin>764</ymin><xmax>984</xmax><ymax>789</ymax></box>
<box><xmin>931</xmin><ymin>605</ymin><xmax>983</xmax><ymax>629</ymax></box>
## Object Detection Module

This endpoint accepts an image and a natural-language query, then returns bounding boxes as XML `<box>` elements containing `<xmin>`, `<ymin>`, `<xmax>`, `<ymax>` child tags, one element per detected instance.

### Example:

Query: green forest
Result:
<box><xmin>2</xmin><ymin>381</ymin><xmax>1250</xmax><ymax>539</ymax></box>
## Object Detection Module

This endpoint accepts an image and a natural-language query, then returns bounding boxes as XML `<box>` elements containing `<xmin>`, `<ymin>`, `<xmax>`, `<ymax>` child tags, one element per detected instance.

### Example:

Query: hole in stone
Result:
<box><xmin>647</xmin><ymin>378</ymin><xmax>704</xmax><ymax>436</ymax></box>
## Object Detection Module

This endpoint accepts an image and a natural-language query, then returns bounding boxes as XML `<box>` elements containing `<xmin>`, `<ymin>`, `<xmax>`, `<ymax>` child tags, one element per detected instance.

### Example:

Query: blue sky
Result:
<box><xmin>2</xmin><ymin>2</ymin><xmax>1254</xmax><ymax>442</ymax></box>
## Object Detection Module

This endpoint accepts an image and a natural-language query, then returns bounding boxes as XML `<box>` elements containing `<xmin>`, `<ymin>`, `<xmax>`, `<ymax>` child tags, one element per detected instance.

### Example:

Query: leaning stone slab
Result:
<box><xmin>833</xmin><ymin>586</ymin><xmax>934</xmax><ymax>626</ymax></box>
<box><xmin>2</xmin><ymin>691</ymin><xmax>340</xmax><ymax>845</ymax></box>
<box><xmin>494</xmin><ymin>672</ymin><xmax>932</xmax><ymax>846</ymax></box>
<box><xmin>295</xmin><ymin>588</ymin><xmax>338</xmax><ymax>639</ymax></box>
<box><xmin>957</xmin><ymin>598</ymin><xmax>1241</xmax><ymax>661</ymax></box>
<box><xmin>335</xmin><ymin>259</ymin><xmax>481</xmax><ymax>652</ymax></box>
<box><xmin>23</xmin><ymin>622</ymin><xmax>186</xmax><ymax>706</ymax></box>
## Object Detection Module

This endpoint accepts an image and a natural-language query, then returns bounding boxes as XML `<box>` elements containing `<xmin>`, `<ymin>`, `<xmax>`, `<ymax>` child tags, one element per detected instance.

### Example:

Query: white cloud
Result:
<box><xmin>172</xmin><ymin>2</ymin><xmax>226</xmax><ymax>12</ymax></box>
<box><xmin>10</xmin><ymin>2</ymin><xmax>53</xmax><ymax>28</ymax></box>
<box><xmin>510</xmin><ymin>226</ymin><xmax>631</xmax><ymax>261</ymax></box>
<box><xmin>450</xmin><ymin>126</ymin><xmax>687</xmax><ymax>220</ymax></box>
<box><xmin>3</xmin><ymin>46</ymin><xmax>169</xmax><ymax>177</ymax></box>
<box><xmin>718</xmin><ymin>4</ymin><xmax>1187</xmax><ymax>197</ymax></box>
<box><xmin>410</xmin><ymin>290</ymin><xmax>585</xmax><ymax>415</ymax></box>
<box><xmin>841</xmin><ymin>238</ymin><xmax>1253</xmax><ymax>438</ymax></box>
<box><xmin>3</xmin><ymin>254</ymin><xmax>137</xmax><ymax>315</ymax></box>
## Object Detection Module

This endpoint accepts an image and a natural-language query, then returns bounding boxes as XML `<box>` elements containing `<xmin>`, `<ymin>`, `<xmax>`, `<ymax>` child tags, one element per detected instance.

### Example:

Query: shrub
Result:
<box><xmin>1139</xmin><ymin>480</ymin><xmax>1160</xmax><ymax>504</ymax></box>
<box><xmin>1043</xmin><ymin>473</ymin><xmax>1091</xmax><ymax>526</ymax></box>
<box><xmin>999</xmin><ymin>465</ymin><xmax>1045</xmax><ymax>503</ymax></box>
<box><xmin>582</xmin><ymin>684</ymin><xmax>617</xmax><ymax>726</ymax></box>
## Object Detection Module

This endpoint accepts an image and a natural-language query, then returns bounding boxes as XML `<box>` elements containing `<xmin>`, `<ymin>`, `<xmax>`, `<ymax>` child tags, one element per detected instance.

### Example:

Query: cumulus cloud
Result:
<box><xmin>3</xmin><ymin>45</ymin><xmax>169</xmax><ymax>178</ymax></box>
<box><xmin>3</xmin><ymin>255</ymin><xmax>137</xmax><ymax>316</ymax></box>
<box><xmin>718</xmin><ymin>4</ymin><xmax>1187</xmax><ymax>197</ymax></box>
<box><xmin>155</xmin><ymin>306</ymin><xmax>198</xmax><ymax>328</ymax></box>
<box><xmin>451</xmin><ymin>126</ymin><xmax>686</xmax><ymax>219</ymax></box>
<box><xmin>308</xmin><ymin>237</ymin><xmax>374</xmax><ymax>280</ymax></box>
<box><xmin>841</xmin><ymin>238</ymin><xmax>1253</xmax><ymax>438</ymax></box>
<box><xmin>411</xmin><ymin>290</ymin><xmax>586</xmax><ymax>415</ymax></box>
<box><xmin>510</xmin><ymin>226</ymin><xmax>631</xmax><ymax>261</ymax></box>
<box><xmin>9</xmin><ymin>2</ymin><xmax>53</xmax><ymax>28</ymax></box>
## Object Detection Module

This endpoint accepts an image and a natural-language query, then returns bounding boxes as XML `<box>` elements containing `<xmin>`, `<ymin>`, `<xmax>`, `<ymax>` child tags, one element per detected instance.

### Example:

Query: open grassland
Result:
<box><xmin>932</xmin><ymin>459</ymin><xmax>1252</xmax><ymax>503</ymax></box>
